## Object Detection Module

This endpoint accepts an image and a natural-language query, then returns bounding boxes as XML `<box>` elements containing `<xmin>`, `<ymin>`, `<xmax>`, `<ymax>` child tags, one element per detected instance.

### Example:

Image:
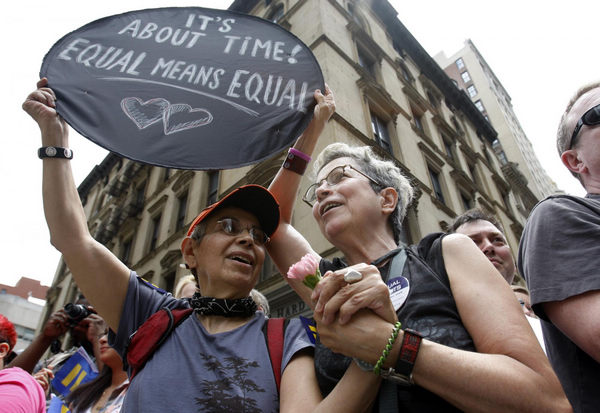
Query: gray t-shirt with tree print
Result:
<box><xmin>110</xmin><ymin>272</ymin><xmax>313</xmax><ymax>413</ymax></box>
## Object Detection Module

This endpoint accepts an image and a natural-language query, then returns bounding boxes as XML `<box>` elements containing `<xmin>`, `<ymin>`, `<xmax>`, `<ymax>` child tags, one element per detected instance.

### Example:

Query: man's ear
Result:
<box><xmin>380</xmin><ymin>187</ymin><xmax>398</xmax><ymax>216</ymax></box>
<box><xmin>180</xmin><ymin>238</ymin><xmax>197</xmax><ymax>271</ymax></box>
<box><xmin>561</xmin><ymin>149</ymin><xmax>586</xmax><ymax>175</ymax></box>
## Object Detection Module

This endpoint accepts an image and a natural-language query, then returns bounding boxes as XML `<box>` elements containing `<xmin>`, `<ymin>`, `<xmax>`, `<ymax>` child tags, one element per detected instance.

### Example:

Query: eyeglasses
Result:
<box><xmin>213</xmin><ymin>218</ymin><xmax>269</xmax><ymax>245</ymax></box>
<box><xmin>570</xmin><ymin>103</ymin><xmax>600</xmax><ymax>149</ymax></box>
<box><xmin>302</xmin><ymin>164</ymin><xmax>381</xmax><ymax>207</ymax></box>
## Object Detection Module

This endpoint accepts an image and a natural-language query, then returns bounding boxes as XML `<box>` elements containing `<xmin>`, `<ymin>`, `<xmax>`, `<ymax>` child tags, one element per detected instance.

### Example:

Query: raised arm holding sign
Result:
<box><xmin>24</xmin><ymin>62</ymin><xmax>379</xmax><ymax>413</ymax></box>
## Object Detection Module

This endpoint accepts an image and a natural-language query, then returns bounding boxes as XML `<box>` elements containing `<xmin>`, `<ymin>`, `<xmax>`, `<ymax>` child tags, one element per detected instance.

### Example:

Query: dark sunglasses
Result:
<box><xmin>570</xmin><ymin>103</ymin><xmax>600</xmax><ymax>149</ymax></box>
<box><xmin>214</xmin><ymin>218</ymin><xmax>269</xmax><ymax>245</ymax></box>
<box><xmin>302</xmin><ymin>164</ymin><xmax>381</xmax><ymax>207</ymax></box>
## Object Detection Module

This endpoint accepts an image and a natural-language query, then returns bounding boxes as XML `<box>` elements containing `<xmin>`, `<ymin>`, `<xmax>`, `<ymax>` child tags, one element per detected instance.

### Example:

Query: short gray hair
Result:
<box><xmin>557</xmin><ymin>82</ymin><xmax>600</xmax><ymax>179</ymax></box>
<box><xmin>313</xmin><ymin>143</ymin><xmax>414</xmax><ymax>243</ymax></box>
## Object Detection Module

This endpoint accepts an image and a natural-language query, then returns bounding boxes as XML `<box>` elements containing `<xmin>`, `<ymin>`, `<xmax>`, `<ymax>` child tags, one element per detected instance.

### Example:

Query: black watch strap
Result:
<box><xmin>38</xmin><ymin>146</ymin><xmax>73</xmax><ymax>159</ymax></box>
<box><xmin>378</xmin><ymin>328</ymin><xmax>423</xmax><ymax>386</ymax></box>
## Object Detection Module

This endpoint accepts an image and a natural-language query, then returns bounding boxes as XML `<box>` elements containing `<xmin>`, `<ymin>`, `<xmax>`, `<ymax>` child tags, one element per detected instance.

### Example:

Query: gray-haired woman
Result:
<box><xmin>267</xmin><ymin>87</ymin><xmax>570</xmax><ymax>412</ymax></box>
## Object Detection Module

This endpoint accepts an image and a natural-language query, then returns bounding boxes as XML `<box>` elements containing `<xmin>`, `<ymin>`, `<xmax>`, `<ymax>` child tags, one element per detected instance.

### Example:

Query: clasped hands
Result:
<box><xmin>310</xmin><ymin>263</ymin><xmax>397</xmax><ymax>359</ymax></box>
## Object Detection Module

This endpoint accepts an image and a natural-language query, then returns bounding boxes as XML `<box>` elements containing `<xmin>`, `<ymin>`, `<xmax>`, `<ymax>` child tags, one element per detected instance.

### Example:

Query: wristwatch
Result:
<box><xmin>38</xmin><ymin>146</ymin><xmax>73</xmax><ymax>159</ymax></box>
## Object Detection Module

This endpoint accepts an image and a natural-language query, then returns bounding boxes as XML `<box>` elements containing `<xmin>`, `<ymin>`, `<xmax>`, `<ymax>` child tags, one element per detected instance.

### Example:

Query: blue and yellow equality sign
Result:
<box><xmin>51</xmin><ymin>347</ymin><xmax>99</xmax><ymax>397</ymax></box>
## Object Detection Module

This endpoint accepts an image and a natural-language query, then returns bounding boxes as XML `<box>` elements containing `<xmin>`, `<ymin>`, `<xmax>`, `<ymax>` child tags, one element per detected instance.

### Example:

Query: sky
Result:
<box><xmin>2</xmin><ymin>0</ymin><xmax>597</xmax><ymax>288</ymax></box>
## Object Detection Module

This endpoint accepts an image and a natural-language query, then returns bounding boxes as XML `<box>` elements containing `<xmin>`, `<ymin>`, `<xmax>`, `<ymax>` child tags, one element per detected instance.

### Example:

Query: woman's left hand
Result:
<box><xmin>312</xmin><ymin>263</ymin><xmax>397</xmax><ymax>325</ymax></box>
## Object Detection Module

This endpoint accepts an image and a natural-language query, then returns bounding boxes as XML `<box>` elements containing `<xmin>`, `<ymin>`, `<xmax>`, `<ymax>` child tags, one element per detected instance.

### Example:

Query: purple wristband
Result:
<box><xmin>289</xmin><ymin>148</ymin><xmax>311</xmax><ymax>162</ymax></box>
<box><xmin>283</xmin><ymin>148</ymin><xmax>310</xmax><ymax>175</ymax></box>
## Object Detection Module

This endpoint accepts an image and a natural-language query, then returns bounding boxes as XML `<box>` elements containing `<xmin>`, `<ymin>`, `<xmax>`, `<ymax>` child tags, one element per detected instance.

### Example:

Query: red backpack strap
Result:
<box><xmin>264</xmin><ymin>317</ymin><xmax>286</xmax><ymax>392</ymax></box>
<box><xmin>125</xmin><ymin>307</ymin><xmax>193</xmax><ymax>379</ymax></box>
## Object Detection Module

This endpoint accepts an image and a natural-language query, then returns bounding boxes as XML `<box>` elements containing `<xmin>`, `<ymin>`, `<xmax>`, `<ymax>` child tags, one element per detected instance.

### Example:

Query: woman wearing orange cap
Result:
<box><xmin>24</xmin><ymin>78</ymin><xmax>379</xmax><ymax>412</ymax></box>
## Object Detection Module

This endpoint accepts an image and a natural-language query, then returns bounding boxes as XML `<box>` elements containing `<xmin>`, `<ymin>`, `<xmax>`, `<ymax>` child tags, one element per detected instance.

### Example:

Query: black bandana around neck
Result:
<box><xmin>189</xmin><ymin>292</ymin><xmax>257</xmax><ymax>317</ymax></box>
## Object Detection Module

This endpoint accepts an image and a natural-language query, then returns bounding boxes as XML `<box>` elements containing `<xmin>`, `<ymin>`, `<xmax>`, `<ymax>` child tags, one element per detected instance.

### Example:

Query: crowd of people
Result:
<box><xmin>0</xmin><ymin>76</ymin><xmax>597</xmax><ymax>412</ymax></box>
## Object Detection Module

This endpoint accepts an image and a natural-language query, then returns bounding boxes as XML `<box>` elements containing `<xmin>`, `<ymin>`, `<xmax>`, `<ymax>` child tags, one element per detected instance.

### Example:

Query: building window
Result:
<box><xmin>427</xmin><ymin>91</ymin><xmax>438</xmax><ymax>108</ymax></box>
<box><xmin>415</xmin><ymin>115</ymin><xmax>424</xmax><ymax>132</ymax></box>
<box><xmin>163</xmin><ymin>168</ymin><xmax>171</xmax><ymax>182</ymax></box>
<box><xmin>163</xmin><ymin>271</ymin><xmax>176</xmax><ymax>295</ymax></box>
<box><xmin>411</xmin><ymin>108</ymin><xmax>425</xmax><ymax>134</ymax></box>
<box><xmin>483</xmin><ymin>147</ymin><xmax>493</xmax><ymax>165</ymax></box>
<box><xmin>206</xmin><ymin>171</ymin><xmax>219</xmax><ymax>206</ymax></box>
<box><xmin>136</xmin><ymin>182</ymin><xmax>146</xmax><ymax>206</ymax></box>
<box><xmin>149</xmin><ymin>213</ymin><xmax>162</xmax><ymax>251</ymax></box>
<box><xmin>468</xmin><ymin>162</ymin><xmax>479</xmax><ymax>185</ymax></box>
<box><xmin>260</xmin><ymin>254</ymin><xmax>278</xmax><ymax>282</ymax></box>
<box><xmin>358</xmin><ymin>47</ymin><xmax>377</xmax><ymax>78</ymax></box>
<box><xmin>399</xmin><ymin>63</ymin><xmax>412</xmax><ymax>83</ymax></box>
<box><xmin>443</xmin><ymin>138</ymin><xmax>454</xmax><ymax>160</ymax></box>
<box><xmin>474</xmin><ymin>100</ymin><xmax>485</xmax><ymax>112</ymax></box>
<box><xmin>460</xmin><ymin>192</ymin><xmax>473</xmax><ymax>210</ymax></box>
<box><xmin>467</xmin><ymin>85</ymin><xmax>477</xmax><ymax>98</ymax></box>
<box><xmin>428</xmin><ymin>167</ymin><xmax>445</xmax><ymax>205</ymax></box>
<box><xmin>461</xmin><ymin>71</ymin><xmax>471</xmax><ymax>83</ymax></box>
<box><xmin>451</xmin><ymin>116</ymin><xmax>462</xmax><ymax>134</ymax></box>
<box><xmin>120</xmin><ymin>238</ymin><xmax>132</xmax><ymax>266</ymax></box>
<box><xmin>348</xmin><ymin>2</ymin><xmax>368</xmax><ymax>31</ymax></box>
<box><xmin>455</xmin><ymin>58</ymin><xmax>465</xmax><ymax>70</ymax></box>
<box><xmin>497</xmin><ymin>149</ymin><xmax>508</xmax><ymax>165</ymax></box>
<box><xmin>371</xmin><ymin>113</ymin><xmax>392</xmax><ymax>153</ymax></box>
<box><xmin>176</xmin><ymin>191</ymin><xmax>188</xmax><ymax>231</ymax></box>
<box><xmin>498</xmin><ymin>188</ymin><xmax>512</xmax><ymax>213</ymax></box>
<box><xmin>266</xmin><ymin>3</ymin><xmax>284</xmax><ymax>23</ymax></box>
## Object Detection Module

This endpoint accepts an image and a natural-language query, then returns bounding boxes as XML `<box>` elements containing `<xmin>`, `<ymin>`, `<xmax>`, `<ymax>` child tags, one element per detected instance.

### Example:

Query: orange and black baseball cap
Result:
<box><xmin>184</xmin><ymin>184</ymin><xmax>280</xmax><ymax>241</ymax></box>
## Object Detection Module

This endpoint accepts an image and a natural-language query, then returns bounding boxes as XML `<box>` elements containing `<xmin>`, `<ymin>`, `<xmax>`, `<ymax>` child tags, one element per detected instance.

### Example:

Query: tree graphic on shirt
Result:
<box><xmin>195</xmin><ymin>353</ymin><xmax>267</xmax><ymax>412</ymax></box>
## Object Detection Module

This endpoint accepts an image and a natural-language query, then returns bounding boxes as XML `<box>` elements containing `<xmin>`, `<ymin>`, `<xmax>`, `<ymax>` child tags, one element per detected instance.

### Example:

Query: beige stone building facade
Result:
<box><xmin>40</xmin><ymin>0</ymin><xmax>540</xmax><ymax>332</ymax></box>
<box><xmin>435</xmin><ymin>39</ymin><xmax>559</xmax><ymax>210</ymax></box>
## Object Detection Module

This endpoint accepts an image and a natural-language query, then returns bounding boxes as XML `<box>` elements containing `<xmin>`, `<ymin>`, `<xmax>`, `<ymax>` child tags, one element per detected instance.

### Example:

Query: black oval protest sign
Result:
<box><xmin>41</xmin><ymin>7</ymin><xmax>324</xmax><ymax>169</ymax></box>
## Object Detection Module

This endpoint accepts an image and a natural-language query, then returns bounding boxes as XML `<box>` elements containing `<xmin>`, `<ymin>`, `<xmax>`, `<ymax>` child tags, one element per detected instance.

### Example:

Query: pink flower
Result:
<box><xmin>287</xmin><ymin>254</ymin><xmax>321</xmax><ymax>289</ymax></box>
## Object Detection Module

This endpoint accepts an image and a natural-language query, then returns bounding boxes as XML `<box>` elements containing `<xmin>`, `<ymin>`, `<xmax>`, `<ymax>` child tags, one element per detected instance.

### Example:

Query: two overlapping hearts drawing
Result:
<box><xmin>121</xmin><ymin>97</ymin><xmax>213</xmax><ymax>135</ymax></box>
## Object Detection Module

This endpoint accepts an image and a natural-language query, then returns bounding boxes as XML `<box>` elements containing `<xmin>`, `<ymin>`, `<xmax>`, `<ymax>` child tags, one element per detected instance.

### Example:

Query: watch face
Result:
<box><xmin>46</xmin><ymin>147</ymin><xmax>57</xmax><ymax>157</ymax></box>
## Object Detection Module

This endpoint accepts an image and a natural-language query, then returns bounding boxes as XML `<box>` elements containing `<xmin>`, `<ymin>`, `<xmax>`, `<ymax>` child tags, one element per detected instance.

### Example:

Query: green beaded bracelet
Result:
<box><xmin>373</xmin><ymin>321</ymin><xmax>402</xmax><ymax>375</ymax></box>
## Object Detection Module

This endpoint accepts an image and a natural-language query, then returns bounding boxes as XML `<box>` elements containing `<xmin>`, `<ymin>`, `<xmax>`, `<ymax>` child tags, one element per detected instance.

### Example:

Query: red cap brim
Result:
<box><xmin>185</xmin><ymin>184</ymin><xmax>280</xmax><ymax>239</ymax></box>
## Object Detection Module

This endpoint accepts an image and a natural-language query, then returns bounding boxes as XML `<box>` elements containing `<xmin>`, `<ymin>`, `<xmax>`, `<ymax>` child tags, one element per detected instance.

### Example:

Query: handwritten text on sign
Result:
<box><xmin>41</xmin><ymin>8</ymin><xmax>324</xmax><ymax>169</ymax></box>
